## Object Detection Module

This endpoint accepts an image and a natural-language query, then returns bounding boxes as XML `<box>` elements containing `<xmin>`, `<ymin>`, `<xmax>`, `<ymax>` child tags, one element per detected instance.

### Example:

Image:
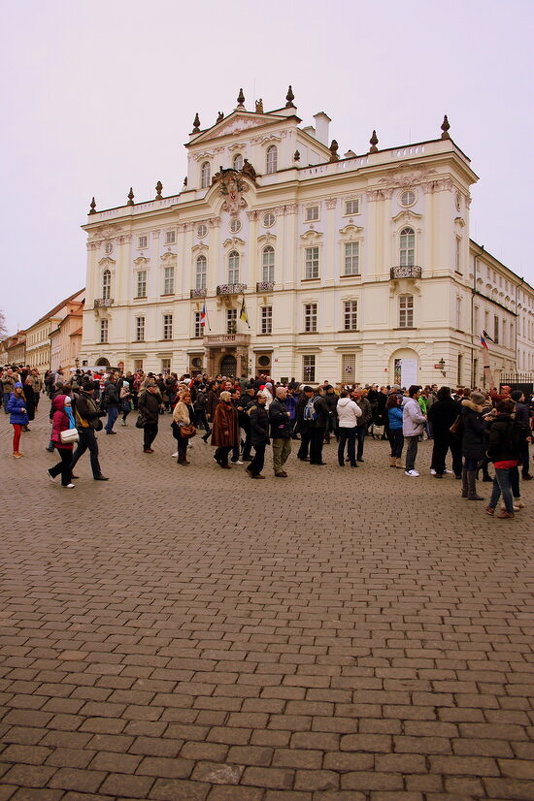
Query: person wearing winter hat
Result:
<box><xmin>6</xmin><ymin>382</ymin><xmax>28</xmax><ymax>458</ymax></box>
<box><xmin>460</xmin><ymin>390</ymin><xmax>487</xmax><ymax>500</ymax></box>
<box><xmin>48</xmin><ymin>395</ymin><xmax>76</xmax><ymax>487</ymax></box>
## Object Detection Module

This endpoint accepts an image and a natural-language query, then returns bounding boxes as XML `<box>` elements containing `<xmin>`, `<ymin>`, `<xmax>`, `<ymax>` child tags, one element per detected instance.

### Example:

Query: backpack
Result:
<box><xmin>303</xmin><ymin>396</ymin><xmax>318</xmax><ymax>421</ymax></box>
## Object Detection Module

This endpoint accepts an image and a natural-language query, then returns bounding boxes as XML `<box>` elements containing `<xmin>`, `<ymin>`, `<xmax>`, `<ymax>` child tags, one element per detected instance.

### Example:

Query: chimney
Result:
<box><xmin>313</xmin><ymin>112</ymin><xmax>331</xmax><ymax>145</ymax></box>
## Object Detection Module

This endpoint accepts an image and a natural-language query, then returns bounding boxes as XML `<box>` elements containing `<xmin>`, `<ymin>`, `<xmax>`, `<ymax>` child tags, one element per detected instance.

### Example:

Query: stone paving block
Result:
<box><xmin>149</xmin><ymin>778</ymin><xmax>210</xmax><ymax>801</ymax></box>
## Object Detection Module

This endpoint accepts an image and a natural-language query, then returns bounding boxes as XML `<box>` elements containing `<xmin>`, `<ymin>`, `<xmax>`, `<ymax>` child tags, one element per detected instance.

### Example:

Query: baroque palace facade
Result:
<box><xmin>79</xmin><ymin>88</ymin><xmax>534</xmax><ymax>386</ymax></box>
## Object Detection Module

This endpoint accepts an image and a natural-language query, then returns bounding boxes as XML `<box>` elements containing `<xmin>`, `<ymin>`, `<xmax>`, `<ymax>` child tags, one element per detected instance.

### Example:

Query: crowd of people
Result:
<box><xmin>2</xmin><ymin>365</ymin><xmax>533</xmax><ymax>518</ymax></box>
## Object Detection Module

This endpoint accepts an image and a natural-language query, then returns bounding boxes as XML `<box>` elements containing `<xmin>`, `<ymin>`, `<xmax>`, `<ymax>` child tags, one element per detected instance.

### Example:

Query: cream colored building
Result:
<box><xmin>79</xmin><ymin>89</ymin><xmax>533</xmax><ymax>387</ymax></box>
<box><xmin>49</xmin><ymin>298</ymin><xmax>84</xmax><ymax>372</ymax></box>
<box><xmin>25</xmin><ymin>290</ymin><xmax>85</xmax><ymax>374</ymax></box>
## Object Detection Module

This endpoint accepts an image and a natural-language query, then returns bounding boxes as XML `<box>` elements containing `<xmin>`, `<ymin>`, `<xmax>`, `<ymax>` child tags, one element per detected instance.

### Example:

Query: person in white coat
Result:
<box><xmin>336</xmin><ymin>390</ymin><xmax>362</xmax><ymax>467</ymax></box>
<box><xmin>402</xmin><ymin>385</ymin><xmax>426</xmax><ymax>476</ymax></box>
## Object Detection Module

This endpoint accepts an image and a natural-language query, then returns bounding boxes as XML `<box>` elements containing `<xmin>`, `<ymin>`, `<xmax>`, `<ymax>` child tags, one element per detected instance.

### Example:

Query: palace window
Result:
<box><xmin>399</xmin><ymin>294</ymin><xmax>414</xmax><ymax>328</ymax></box>
<box><xmin>345</xmin><ymin>199</ymin><xmax>360</xmax><ymax>215</ymax></box>
<box><xmin>266</xmin><ymin>145</ymin><xmax>277</xmax><ymax>174</ymax></box>
<box><xmin>197</xmin><ymin>223</ymin><xmax>208</xmax><ymax>238</ymax></box>
<box><xmin>230</xmin><ymin>218</ymin><xmax>241</xmax><ymax>233</ymax></box>
<box><xmin>399</xmin><ymin>227</ymin><xmax>415</xmax><ymax>267</ymax></box>
<box><xmin>100</xmin><ymin>319</ymin><xmax>108</xmax><ymax>343</ymax></box>
<box><xmin>262</xmin><ymin>246</ymin><xmax>275</xmax><ymax>283</ymax></box>
<box><xmin>201</xmin><ymin>161</ymin><xmax>211</xmax><ymax>189</ymax></box>
<box><xmin>136</xmin><ymin>270</ymin><xmax>147</xmax><ymax>298</ymax></box>
<box><xmin>233</xmin><ymin>153</ymin><xmax>243</xmax><ymax>171</ymax></box>
<box><xmin>303</xmin><ymin>355</ymin><xmax>316</xmax><ymax>383</ymax></box>
<box><xmin>344</xmin><ymin>242</ymin><xmax>360</xmax><ymax>275</ymax></box>
<box><xmin>227</xmin><ymin>308</ymin><xmax>237</xmax><ymax>334</ymax></box>
<box><xmin>305</xmin><ymin>247</ymin><xmax>319</xmax><ymax>279</ymax></box>
<box><xmin>455</xmin><ymin>237</ymin><xmax>462</xmax><ymax>273</ymax></box>
<box><xmin>260</xmin><ymin>305</ymin><xmax>272</xmax><ymax>334</ymax></box>
<box><xmin>102</xmin><ymin>269</ymin><xmax>111</xmax><ymax>300</ymax></box>
<box><xmin>193</xmin><ymin>311</ymin><xmax>202</xmax><ymax>338</ymax></box>
<box><xmin>135</xmin><ymin>316</ymin><xmax>145</xmax><ymax>342</ymax></box>
<box><xmin>138</xmin><ymin>235</ymin><xmax>148</xmax><ymax>249</ymax></box>
<box><xmin>304</xmin><ymin>303</ymin><xmax>317</xmax><ymax>332</ymax></box>
<box><xmin>263</xmin><ymin>212</ymin><xmax>275</xmax><ymax>227</ymax></box>
<box><xmin>163</xmin><ymin>314</ymin><xmax>173</xmax><ymax>340</ymax></box>
<box><xmin>494</xmin><ymin>315</ymin><xmax>499</xmax><ymax>344</ymax></box>
<box><xmin>344</xmin><ymin>300</ymin><xmax>358</xmax><ymax>330</ymax></box>
<box><xmin>305</xmin><ymin>205</ymin><xmax>319</xmax><ymax>222</ymax></box>
<box><xmin>165</xmin><ymin>230</ymin><xmax>176</xmax><ymax>245</ymax></box>
<box><xmin>228</xmin><ymin>250</ymin><xmax>240</xmax><ymax>284</ymax></box>
<box><xmin>195</xmin><ymin>255</ymin><xmax>207</xmax><ymax>290</ymax></box>
<box><xmin>163</xmin><ymin>266</ymin><xmax>175</xmax><ymax>295</ymax></box>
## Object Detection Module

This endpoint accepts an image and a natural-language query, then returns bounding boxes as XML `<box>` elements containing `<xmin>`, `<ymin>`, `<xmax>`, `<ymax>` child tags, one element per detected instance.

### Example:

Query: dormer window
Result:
<box><xmin>266</xmin><ymin>145</ymin><xmax>277</xmax><ymax>174</ymax></box>
<box><xmin>233</xmin><ymin>153</ymin><xmax>243</xmax><ymax>171</ymax></box>
<box><xmin>201</xmin><ymin>161</ymin><xmax>211</xmax><ymax>189</ymax></box>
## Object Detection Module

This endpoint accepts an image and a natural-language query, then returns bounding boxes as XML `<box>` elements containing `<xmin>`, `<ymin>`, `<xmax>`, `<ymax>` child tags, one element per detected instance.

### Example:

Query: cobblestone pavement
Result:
<box><xmin>1</xmin><ymin>408</ymin><xmax>533</xmax><ymax>801</ymax></box>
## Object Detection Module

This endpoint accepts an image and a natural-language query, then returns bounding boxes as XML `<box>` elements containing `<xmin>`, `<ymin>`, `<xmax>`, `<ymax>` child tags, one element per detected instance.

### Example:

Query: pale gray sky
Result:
<box><xmin>1</xmin><ymin>0</ymin><xmax>533</xmax><ymax>334</ymax></box>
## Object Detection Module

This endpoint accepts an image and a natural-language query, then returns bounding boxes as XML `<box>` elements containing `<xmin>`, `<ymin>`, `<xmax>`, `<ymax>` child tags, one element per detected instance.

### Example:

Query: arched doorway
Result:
<box><xmin>96</xmin><ymin>357</ymin><xmax>110</xmax><ymax>367</ymax></box>
<box><xmin>220</xmin><ymin>354</ymin><xmax>237</xmax><ymax>377</ymax></box>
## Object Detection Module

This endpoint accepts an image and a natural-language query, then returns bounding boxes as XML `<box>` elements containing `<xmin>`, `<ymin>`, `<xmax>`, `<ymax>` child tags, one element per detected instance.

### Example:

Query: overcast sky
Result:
<box><xmin>1</xmin><ymin>0</ymin><xmax>533</xmax><ymax>335</ymax></box>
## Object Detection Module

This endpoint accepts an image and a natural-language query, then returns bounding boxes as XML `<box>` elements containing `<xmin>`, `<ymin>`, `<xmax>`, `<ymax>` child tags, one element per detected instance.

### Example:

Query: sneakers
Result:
<box><xmin>171</xmin><ymin>452</ymin><xmax>178</xmax><ymax>458</ymax></box>
<box><xmin>13</xmin><ymin>452</ymin><xmax>23</xmax><ymax>459</ymax></box>
<box><xmin>405</xmin><ymin>469</ymin><xmax>420</xmax><ymax>477</ymax></box>
<box><xmin>62</xmin><ymin>484</ymin><xmax>75</xmax><ymax>489</ymax></box>
<box><xmin>430</xmin><ymin>468</ymin><xmax>437</xmax><ymax>475</ymax></box>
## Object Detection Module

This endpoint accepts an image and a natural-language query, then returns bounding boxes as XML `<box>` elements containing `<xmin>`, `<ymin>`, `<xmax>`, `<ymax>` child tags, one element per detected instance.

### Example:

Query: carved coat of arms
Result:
<box><xmin>214</xmin><ymin>168</ymin><xmax>248</xmax><ymax>216</ymax></box>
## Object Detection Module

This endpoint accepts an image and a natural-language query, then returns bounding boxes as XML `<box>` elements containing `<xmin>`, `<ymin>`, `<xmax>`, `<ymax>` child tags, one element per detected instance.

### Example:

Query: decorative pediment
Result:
<box><xmin>300</xmin><ymin>229</ymin><xmax>323</xmax><ymax>242</ymax></box>
<box><xmin>392</xmin><ymin>209</ymin><xmax>422</xmax><ymax>224</ymax></box>
<box><xmin>98</xmin><ymin>257</ymin><xmax>116</xmax><ymax>267</ymax></box>
<box><xmin>378</xmin><ymin>168</ymin><xmax>437</xmax><ymax>188</ymax></box>
<box><xmin>88</xmin><ymin>224</ymin><xmax>123</xmax><ymax>242</ymax></box>
<box><xmin>257</xmin><ymin>233</ymin><xmax>277</xmax><ymax>246</ymax></box>
<box><xmin>189</xmin><ymin>111</ymin><xmax>285</xmax><ymax>146</ymax></box>
<box><xmin>223</xmin><ymin>237</ymin><xmax>245</xmax><ymax>249</ymax></box>
<box><xmin>191</xmin><ymin>243</ymin><xmax>209</xmax><ymax>254</ymax></box>
<box><xmin>160</xmin><ymin>251</ymin><xmax>176</xmax><ymax>262</ymax></box>
<box><xmin>133</xmin><ymin>256</ymin><xmax>149</xmax><ymax>266</ymax></box>
<box><xmin>339</xmin><ymin>224</ymin><xmax>364</xmax><ymax>238</ymax></box>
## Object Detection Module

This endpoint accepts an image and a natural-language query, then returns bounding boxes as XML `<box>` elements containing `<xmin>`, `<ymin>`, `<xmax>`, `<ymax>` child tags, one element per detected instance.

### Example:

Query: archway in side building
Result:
<box><xmin>96</xmin><ymin>357</ymin><xmax>110</xmax><ymax>367</ymax></box>
<box><xmin>390</xmin><ymin>348</ymin><xmax>419</xmax><ymax>388</ymax></box>
<box><xmin>220</xmin><ymin>354</ymin><xmax>237</xmax><ymax>377</ymax></box>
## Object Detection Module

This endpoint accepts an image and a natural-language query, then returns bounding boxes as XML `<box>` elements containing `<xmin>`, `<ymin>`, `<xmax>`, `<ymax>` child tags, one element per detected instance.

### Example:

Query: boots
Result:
<box><xmin>461</xmin><ymin>468</ymin><xmax>469</xmax><ymax>498</ymax></box>
<box><xmin>467</xmin><ymin>470</ymin><xmax>484</xmax><ymax>500</ymax></box>
<box><xmin>389</xmin><ymin>456</ymin><xmax>396</xmax><ymax>468</ymax></box>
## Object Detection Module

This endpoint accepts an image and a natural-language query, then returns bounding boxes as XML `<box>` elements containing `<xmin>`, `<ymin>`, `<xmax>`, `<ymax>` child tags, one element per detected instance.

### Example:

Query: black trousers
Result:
<box><xmin>297</xmin><ymin>428</ymin><xmax>312</xmax><ymax>459</ymax></box>
<box><xmin>144</xmin><ymin>423</ymin><xmax>158</xmax><ymax>449</ymax></box>
<box><xmin>215</xmin><ymin>446</ymin><xmax>231</xmax><ymax>466</ymax></box>
<box><xmin>248</xmin><ymin>443</ymin><xmax>266</xmax><ymax>476</ymax></box>
<box><xmin>431</xmin><ymin>434</ymin><xmax>462</xmax><ymax>476</ymax></box>
<box><xmin>177</xmin><ymin>434</ymin><xmax>188</xmax><ymax>462</ymax></box>
<box><xmin>71</xmin><ymin>428</ymin><xmax>102</xmax><ymax>479</ymax></box>
<box><xmin>50</xmin><ymin>446</ymin><xmax>73</xmax><ymax>486</ymax></box>
<box><xmin>337</xmin><ymin>428</ymin><xmax>356</xmax><ymax>466</ymax></box>
<box><xmin>309</xmin><ymin>428</ymin><xmax>325</xmax><ymax>464</ymax></box>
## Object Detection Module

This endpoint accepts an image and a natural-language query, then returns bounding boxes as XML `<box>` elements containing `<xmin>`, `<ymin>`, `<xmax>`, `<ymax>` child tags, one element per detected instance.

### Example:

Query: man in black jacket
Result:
<box><xmin>269</xmin><ymin>386</ymin><xmax>292</xmax><ymax>477</ymax></box>
<box><xmin>511</xmin><ymin>390</ymin><xmax>532</xmax><ymax>480</ymax></box>
<box><xmin>103</xmin><ymin>374</ymin><xmax>120</xmax><ymax>435</ymax></box>
<box><xmin>309</xmin><ymin>387</ymin><xmax>329</xmax><ymax>465</ymax></box>
<box><xmin>246</xmin><ymin>392</ymin><xmax>269</xmax><ymax>478</ymax></box>
<box><xmin>70</xmin><ymin>382</ymin><xmax>109</xmax><ymax>481</ymax></box>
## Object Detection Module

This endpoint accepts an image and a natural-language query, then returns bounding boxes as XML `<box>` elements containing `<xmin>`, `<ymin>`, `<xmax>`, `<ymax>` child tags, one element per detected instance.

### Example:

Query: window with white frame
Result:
<box><xmin>233</xmin><ymin>153</ymin><xmax>243</xmax><ymax>171</ymax></box>
<box><xmin>260</xmin><ymin>306</ymin><xmax>272</xmax><ymax>334</ymax></box>
<box><xmin>494</xmin><ymin>315</ymin><xmax>499</xmax><ymax>344</ymax></box>
<box><xmin>138</xmin><ymin>235</ymin><xmax>148</xmax><ymax>249</ymax></box>
<box><xmin>304</xmin><ymin>303</ymin><xmax>317</xmax><ymax>332</ymax></box>
<box><xmin>165</xmin><ymin>230</ymin><xmax>176</xmax><ymax>245</ymax></box>
<box><xmin>344</xmin><ymin>199</ymin><xmax>360</xmax><ymax>215</ymax></box>
<box><xmin>100</xmin><ymin>319</ymin><xmax>108</xmax><ymax>343</ymax></box>
<box><xmin>305</xmin><ymin>205</ymin><xmax>319</xmax><ymax>222</ymax></box>
<box><xmin>455</xmin><ymin>237</ymin><xmax>462</xmax><ymax>273</ymax></box>
<box><xmin>303</xmin><ymin>355</ymin><xmax>316</xmax><ymax>382</ymax></box>
<box><xmin>266</xmin><ymin>145</ymin><xmax>277</xmax><ymax>174</ymax></box>
<box><xmin>399</xmin><ymin>294</ymin><xmax>414</xmax><ymax>328</ymax></box>
<box><xmin>399</xmin><ymin>227</ymin><xmax>415</xmax><ymax>267</ymax></box>
<box><xmin>163</xmin><ymin>265</ymin><xmax>175</xmax><ymax>295</ymax></box>
<box><xmin>230</xmin><ymin>218</ymin><xmax>241</xmax><ymax>233</ymax></box>
<box><xmin>456</xmin><ymin>296</ymin><xmax>463</xmax><ymax>330</ymax></box>
<box><xmin>263</xmin><ymin>212</ymin><xmax>275</xmax><ymax>227</ymax></box>
<box><xmin>135</xmin><ymin>316</ymin><xmax>145</xmax><ymax>342</ymax></box>
<box><xmin>262</xmin><ymin>246</ymin><xmax>274</xmax><ymax>282</ymax></box>
<box><xmin>102</xmin><ymin>269</ymin><xmax>111</xmax><ymax>300</ymax></box>
<box><xmin>136</xmin><ymin>270</ymin><xmax>147</xmax><ymax>298</ymax></box>
<box><xmin>228</xmin><ymin>251</ymin><xmax>240</xmax><ymax>284</ymax></box>
<box><xmin>344</xmin><ymin>300</ymin><xmax>358</xmax><ymax>330</ymax></box>
<box><xmin>163</xmin><ymin>314</ymin><xmax>173</xmax><ymax>340</ymax></box>
<box><xmin>305</xmin><ymin>246</ymin><xmax>319</xmax><ymax>279</ymax></box>
<box><xmin>193</xmin><ymin>311</ymin><xmax>202</xmax><ymax>338</ymax></box>
<box><xmin>344</xmin><ymin>242</ymin><xmax>360</xmax><ymax>276</ymax></box>
<box><xmin>195</xmin><ymin>255</ymin><xmax>207</xmax><ymax>290</ymax></box>
<box><xmin>197</xmin><ymin>223</ymin><xmax>208</xmax><ymax>238</ymax></box>
<box><xmin>201</xmin><ymin>161</ymin><xmax>211</xmax><ymax>189</ymax></box>
<box><xmin>161</xmin><ymin>358</ymin><xmax>171</xmax><ymax>373</ymax></box>
<box><xmin>227</xmin><ymin>308</ymin><xmax>237</xmax><ymax>334</ymax></box>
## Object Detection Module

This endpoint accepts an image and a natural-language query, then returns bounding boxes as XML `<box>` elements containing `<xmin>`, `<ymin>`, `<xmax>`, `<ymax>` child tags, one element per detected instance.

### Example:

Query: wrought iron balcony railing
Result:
<box><xmin>256</xmin><ymin>281</ymin><xmax>275</xmax><ymax>292</ymax></box>
<box><xmin>190</xmin><ymin>288</ymin><xmax>207</xmax><ymax>298</ymax></box>
<box><xmin>93</xmin><ymin>298</ymin><xmax>114</xmax><ymax>308</ymax></box>
<box><xmin>390</xmin><ymin>265</ymin><xmax>422</xmax><ymax>279</ymax></box>
<box><xmin>216</xmin><ymin>283</ymin><xmax>247</xmax><ymax>296</ymax></box>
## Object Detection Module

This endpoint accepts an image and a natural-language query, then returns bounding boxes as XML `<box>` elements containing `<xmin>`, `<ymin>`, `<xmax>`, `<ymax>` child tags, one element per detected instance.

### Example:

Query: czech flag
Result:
<box><xmin>200</xmin><ymin>303</ymin><xmax>207</xmax><ymax>327</ymax></box>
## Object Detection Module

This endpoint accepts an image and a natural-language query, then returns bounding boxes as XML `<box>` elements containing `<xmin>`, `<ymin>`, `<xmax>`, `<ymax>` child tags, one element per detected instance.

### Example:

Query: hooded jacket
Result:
<box><xmin>51</xmin><ymin>395</ymin><xmax>74</xmax><ymax>449</ymax></box>
<box><xmin>460</xmin><ymin>399</ymin><xmax>486</xmax><ymax>459</ymax></box>
<box><xmin>336</xmin><ymin>397</ymin><xmax>362</xmax><ymax>428</ymax></box>
<box><xmin>402</xmin><ymin>397</ymin><xmax>426</xmax><ymax>437</ymax></box>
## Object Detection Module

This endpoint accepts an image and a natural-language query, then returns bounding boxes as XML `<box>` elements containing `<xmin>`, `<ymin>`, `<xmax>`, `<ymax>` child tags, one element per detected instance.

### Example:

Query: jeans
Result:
<box><xmin>489</xmin><ymin>468</ymin><xmax>514</xmax><ymax>513</ymax></box>
<box><xmin>71</xmin><ymin>428</ymin><xmax>103</xmax><ymax>478</ymax></box>
<box><xmin>272</xmin><ymin>437</ymin><xmax>291</xmax><ymax>474</ymax></box>
<box><xmin>105</xmin><ymin>406</ymin><xmax>119</xmax><ymax>433</ymax></box>
<box><xmin>356</xmin><ymin>426</ymin><xmax>366</xmax><ymax>460</ymax></box>
<box><xmin>338</xmin><ymin>427</ymin><xmax>356</xmax><ymax>465</ymax></box>
<box><xmin>4</xmin><ymin>392</ymin><xmax>11</xmax><ymax>413</ymax></box>
<box><xmin>404</xmin><ymin>435</ymin><xmax>419</xmax><ymax>471</ymax></box>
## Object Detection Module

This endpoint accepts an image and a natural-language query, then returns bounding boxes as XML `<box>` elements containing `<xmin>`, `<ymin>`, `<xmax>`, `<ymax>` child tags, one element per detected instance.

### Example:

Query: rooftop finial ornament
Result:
<box><xmin>285</xmin><ymin>85</ymin><xmax>295</xmax><ymax>108</ymax></box>
<box><xmin>369</xmin><ymin>130</ymin><xmax>379</xmax><ymax>153</ymax></box>
<box><xmin>89</xmin><ymin>197</ymin><xmax>96</xmax><ymax>215</ymax></box>
<box><xmin>127</xmin><ymin>187</ymin><xmax>134</xmax><ymax>206</ymax></box>
<box><xmin>329</xmin><ymin>139</ymin><xmax>339</xmax><ymax>162</ymax></box>
<box><xmin>155</xmin><ymin>181</ymin><xmax>163</xmax><ymax>200</ymax></box>
<box><xmin>192</xmin><ymin>113</ymin><xmax>201</xmax><ymax>134</ymax></box>
<box><xmin>216</xmin><ymin>111</ymin><xmax>224</xmax><ymax>123</ymax></box>
<box><xmin>441</xmin><ymin>114</ymin><xmax>451</xmax><ymax>139</ymax></box>
<box><xmin>237</xmin><ymin>88</ymin><xmax>245</xmax><ymax>108</ymax></box>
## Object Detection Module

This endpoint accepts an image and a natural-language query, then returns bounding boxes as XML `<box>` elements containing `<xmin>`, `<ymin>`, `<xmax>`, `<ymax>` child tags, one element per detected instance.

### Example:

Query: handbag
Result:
<box><xmin>449</xmin><ymin>414</ymin><xmax>463</xmax><ymax>437</ymax></box>
<box><xmin>60</xmin><ymin>427</ymin><xmax>80</xmax><ymax>444</ymax></box>
<box><xmin>135</xmin><ymin>414</ymin><xmax>147</xmax><ymax>429</ymax></box>
<box><xmin>95</xmin><ymin>418</ymin><xmax>103</xmax><ymax>431</ymax></box>
<box><xmin>180</xmin><ymin>423</ymin><xmax>197</xmax><ymax>438</ymax></box>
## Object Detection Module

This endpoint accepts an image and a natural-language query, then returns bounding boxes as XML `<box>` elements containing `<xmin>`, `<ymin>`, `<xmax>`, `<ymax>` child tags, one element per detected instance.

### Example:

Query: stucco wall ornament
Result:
<box><xmin>378</xmin><ymin>169</ymin><xmax>436</xmax><ymax>188</ymax></box>
<box><xmin>88</xmin><ymin>224</ymin><xmax>123</xmax><ymax>242</ymax></box>
<box><xmin>214</xmin><ymin>168</ymin><xmax>249</xmax><ymax>217</ymax></box>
